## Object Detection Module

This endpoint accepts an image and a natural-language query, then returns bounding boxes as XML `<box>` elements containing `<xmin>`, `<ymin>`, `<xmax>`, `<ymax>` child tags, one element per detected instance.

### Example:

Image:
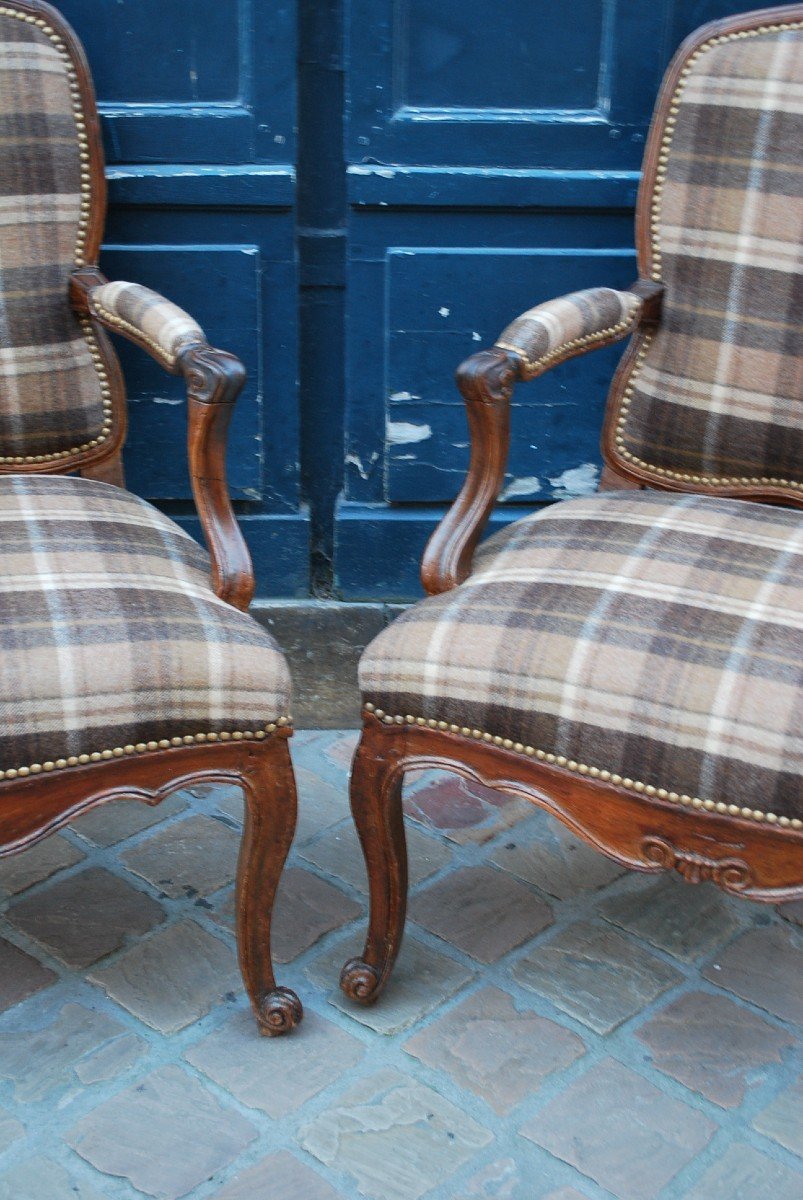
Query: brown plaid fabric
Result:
<box><xmin>0</xmin><ymin>7</ymin><xmax>108</xmax><ymax>460</ymax></box>
<box><xmin>90</xmin><ymin>282</ymin><xmax>206</xmax><ymax>369</ymax></box>
<box><xmin>496</xmin><ymin>288</ymin><xmax>641</xmax><ymax>380</ymax></box>
<box><xmin>612</xmin><ymin>20</ymin><xmax>803</xmax><ymax>489</ymax></box>
<box><xmin>0</xmin><ymin>475</ymin><xmax>291</xmax><ymax>770</ymax></box>
<box><xmin>361</xmin><ymin>491</ymin><xmax>803</xmax><ymax>822</ymax></box>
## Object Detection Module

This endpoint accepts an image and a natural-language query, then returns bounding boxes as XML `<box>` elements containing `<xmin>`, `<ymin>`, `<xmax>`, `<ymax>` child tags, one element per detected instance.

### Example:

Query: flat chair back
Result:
<box><xmin>604</xmin><ymin>5</ymin><xmax>803</xmax><ymax>504</ymax></box>
<box><xmin>0</xmin><ymin>0</ymin><xmax>122</xmax><ymax>472</ymax></box>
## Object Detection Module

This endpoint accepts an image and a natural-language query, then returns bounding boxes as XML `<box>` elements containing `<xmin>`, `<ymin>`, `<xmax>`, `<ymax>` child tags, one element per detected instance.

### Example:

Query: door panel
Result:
<box><xmin>49</xmin><ymin>2</ymin><xmax>752</xmax><ymax>601</ymax></box>
<box><xmin>336</xmin><ymin>0</ymin><xmax>751</xmax><ymax>599</ymax></box>
<box><xmin>57</xmin><ymin>0</ymin><xmax>308</xmax><ymax>598</ymax></box>
<box><xmin>385</xmin><ymin>248</ymin><xmax>636</xmax><ymax>504</ymax></box>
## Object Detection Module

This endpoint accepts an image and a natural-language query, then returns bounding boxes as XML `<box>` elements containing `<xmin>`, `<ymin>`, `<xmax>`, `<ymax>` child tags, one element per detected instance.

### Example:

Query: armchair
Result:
<box><xmin>341</xmin><ymin>4</ymin><xmax>803</xmax><ymax>1007</ymax></box>
<box><xmin>0</xmin><ymin>0</ymin><xmax>301</xmax><ymax>1035</ymax></box>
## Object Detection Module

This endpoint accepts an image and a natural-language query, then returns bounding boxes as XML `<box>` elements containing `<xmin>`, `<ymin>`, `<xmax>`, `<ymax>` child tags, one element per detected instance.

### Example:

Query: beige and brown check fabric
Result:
<box><xmin>89</xmin><ymin>282</ymin><xmax>207</xmax><ymax>370</ymax></box>
<box><xmin>0</xmin><ymin>475</ymin><xmax>291</xmax><ymax>771</ymax></box>
<box><xmin>612</xmin><ymin>21</ymin><xmax>803</xmax><ymax>489</ymax></box>
<box><xmin>0</xmin><ymin>7</ymin><xmax>108</xmax><ymax>460</ymax></box>
<box><xmin>361</xmin><ymin>491</ymin><xmax>803</xmax><ymax>822</ymax></box>
<box><xmin>496</xmin><ymin>288</ymin><xmax>641</xmax><ymax>380</ymax></box>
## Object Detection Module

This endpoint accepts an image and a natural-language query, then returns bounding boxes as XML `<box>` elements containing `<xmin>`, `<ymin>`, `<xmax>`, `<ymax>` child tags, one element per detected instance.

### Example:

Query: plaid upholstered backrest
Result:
<box><xmin>0</xmin><ymin>1</ymin><xmax>114</xmax><ymax>467</ymax></box>
<box><xmin>607</xmin><ymin>7</ymin><xmax>803</xmax><ymax>501</ymax></box>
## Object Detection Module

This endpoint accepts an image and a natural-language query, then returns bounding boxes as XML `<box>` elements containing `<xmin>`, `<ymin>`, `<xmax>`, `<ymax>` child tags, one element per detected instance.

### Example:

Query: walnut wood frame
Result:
<box><xmin>341</xmin><ymin>716</ymin><xmax>803</xmax><ymax>1004</ymax></box>
<box><xmin>0</xmin><ymin>736</ymin><xmax>301</xmax><ymax>1035</ymax></box>
<box><xmin>0</xmin><ymin>0</ymin><xmax>300</xmax><ymax>1034</ymax></box>
<box><xmin>341</xmin><ymin>5</ymin><xmax>803</xmax><ymax>1007</ymax></box>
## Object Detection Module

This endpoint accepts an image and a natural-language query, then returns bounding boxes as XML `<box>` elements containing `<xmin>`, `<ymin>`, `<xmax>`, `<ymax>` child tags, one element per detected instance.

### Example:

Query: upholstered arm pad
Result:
<box><xmin>495</xmin><ymin>287</ymin><xmax>642</xmax><ymax>381</ymax></box>
<box><xmin>88</xmin><ymin>281</ymin><xmax>207</xmax><ymax>371</ymax></box>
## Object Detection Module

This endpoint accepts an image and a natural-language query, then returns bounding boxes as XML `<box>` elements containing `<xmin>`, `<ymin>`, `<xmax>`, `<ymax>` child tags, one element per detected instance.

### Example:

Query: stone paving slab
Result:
<box><xmin>598</xmin><ymin>876</ymin><xmax>744</xmax><ymax>962</ymax></box>
<box><xmin>511</xmin><ymin>919</ymin><xmax>682</xmax><ymax>1034</ymax></box>
<box><xmin>404</xmin><ymin>985</ymin><xmax>585</xmax><ymax>1115</ymax></box>
<box><xmin>681</xmin><ymin>1143</ymin><xmax>803</xmax><ymax>1200</ymax></box>
<box><xmin>88</xmin><ymin>919</ymin><xmax>240</xmax><ymax>1034</ymax></box>
<box><xmin>210</xmin><ymin>1150</ymin><xmax>342</xmax><ymax>1199</ymax></box>
<box><xmin>299</xmin><ymin>1068</ymin><xmax>493</xmax><ymax>1200</ymax></box>
<box><xmin>703</xmin><ymin>925</ymin><xmax>803</xmax><ymax>1025</ymax></box>
<box><xmin>0</xmin><ymin>1107</ymin><xmax>23</xmax><ymax>1155</ymax></box>
<box><xmin>6</xmin><ymin>866</ymin><xmax>165</xmax><ymax>969</ymax></box>
<box><xmin>491</xmin><ymin>813</ymin><xmax>624</xmax><ymax>899</ymax></box>
<box><xmin>0</xmin><ymin>1155</ymin><xmax>107</xmax><ymax>1200</ymax></box>
<box><xmin>0</xmin><ymin>835</ymin><xmax>85</xmax><ymax>899</ymax></box>
<box><xmin>0</xmin><ymin>1003</ymin><xmax>143</xmax><ymax>1103</ymax></box>
<box><xmin>409</xmin><ymin>866</ymin><xmax>553</xmax><ymax>963</ymax></box>
<box><xmin>752</xmin><ymin>1074</ymin><xmax>803</xmax><ymax>1156</ymax></box>
<box><xmin>635</xmin><ymin>990</ymin><xmax>794</xmax><ymax>1108</ymax></box>
<box><xmin>0</xmin><ymin>728</ymin><xmax>800</xmax><ymax>1200</ymax></box>
<box><xmin>455</xmin><ymin>1158</ymin><xmax>568</xmax><ymax>1200</ymax></box>
<box><xmin>521</xmin><ymin>1058</ymin><xmax>717</xmax><ymax>1200</ymax></box>
<box><xmin>120</xmin><ymin>815</ymin><xmax>240</xmax><ymax>899</ymax></box>
<box><xmin>0</xmin><ymin>936</ymin><xmax>56</xmax><ymax>1013</ymax></box>
<box><xmin>66</xmin><ymin>1065</ymin><xmax>257</xmax><ymax>1200</ymax></box>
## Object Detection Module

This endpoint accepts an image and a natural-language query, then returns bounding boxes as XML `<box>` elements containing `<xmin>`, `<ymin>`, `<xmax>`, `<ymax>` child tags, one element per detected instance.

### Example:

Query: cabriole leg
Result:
<box><xmin>340</xmin><ymin>720</ymin><xmax>408</xmax><ymax>1004</ymax></box>
<box><xmin>236</xmin><ymin>736</ymin><xmax>303</xmax><ymax>1035</ymax></box>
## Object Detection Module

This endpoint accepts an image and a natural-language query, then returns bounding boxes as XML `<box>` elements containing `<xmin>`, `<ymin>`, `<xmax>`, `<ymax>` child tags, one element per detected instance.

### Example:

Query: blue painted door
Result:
<box><xmin>59</xmin><ymin>2</ymin><xmax>748</xmax><ymax>602</ymax></box>
<box><xmin>336</xmin><ymin>0</ymin><xmax>750</xmax><ymax>598</ymax></box>
<box><xmin>57</xmin><ymin>0</ymin><xmax>308</xmax><ymax>598</ymax></box>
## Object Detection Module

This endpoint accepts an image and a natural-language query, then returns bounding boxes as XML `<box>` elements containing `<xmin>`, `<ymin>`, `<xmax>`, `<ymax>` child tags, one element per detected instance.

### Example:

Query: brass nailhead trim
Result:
<box><xmin>90</xmin><ymin>298</ymin><xmax>178</xmax><ymax>370</ymax></box>
<box><xmin>363</xmin><ymin>703</ymin><xmax>800</xmax><ymax>829</ymax></box>
<box><xmin>0</xmin><ymin>5</ymin><xmax>113</xmax><ymax>466</ymax></box>
<box><xmin>496</xmin><ymin>298</ymin><xmax>642</xmax><ymax>378</ymax></box>
<box><xmin>0</xmin><ymin>717</ymin><xmax>292</xmax><ymax>783</ymax></box>
<box><xmin>620</xmin><ymin>19</ymin><xmax>803</xmax><ymax>494</ymax></box>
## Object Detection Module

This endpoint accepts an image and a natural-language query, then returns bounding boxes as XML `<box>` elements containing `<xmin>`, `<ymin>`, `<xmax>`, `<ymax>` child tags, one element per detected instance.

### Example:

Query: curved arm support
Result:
<box><xmin>420</xmin><ymin>281</ymin><xmax>663</xmax><ymax>595</ymax></box>
<box><xmin>420</xmin><ymin>348</ymin><xmax>518</xmax><ymax>595</ymax></box>
<box><xmin>70</xmin><ymin>268</ymin><xmax>254</xmax><ymax>611</ymax></box>
<box><xmin>179</xmin><ymin>345</ymin><xmax>253</xmax><ymax>611</ymax></box>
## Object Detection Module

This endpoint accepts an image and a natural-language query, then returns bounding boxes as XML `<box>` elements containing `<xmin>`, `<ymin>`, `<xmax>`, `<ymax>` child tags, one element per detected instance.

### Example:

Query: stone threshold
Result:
<box><xmin>251</xmin><ymin>601</ymin><xmax>406</xmax><ymax>729</ymax></box>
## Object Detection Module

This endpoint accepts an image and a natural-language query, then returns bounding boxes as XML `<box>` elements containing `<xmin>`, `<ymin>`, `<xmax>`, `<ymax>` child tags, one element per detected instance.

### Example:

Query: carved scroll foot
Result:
<box><xmin>339</xmin><ymin>958</ymin><xmax>382</xmax><ymax>1005</ymax></box>
<box><xmin>339</xmin><ymin>720</ymin><xmax>408</xmax><ymax>1006</ymax></box>
<box><xmin>256</xmin><ymin>986</ymin><xmax>303</xmax><ymax>1037</ymax></box>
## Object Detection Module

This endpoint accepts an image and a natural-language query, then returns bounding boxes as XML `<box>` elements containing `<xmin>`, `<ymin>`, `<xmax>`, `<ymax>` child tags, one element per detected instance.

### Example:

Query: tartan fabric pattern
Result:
<box><xmin>361</xmin><ymin>491</ymin><xmax>803</xmax><ymax>821</ymax></box>
<box><xmin>613</xmin><ymin>22</ymin><xmax>803</xmax><ymax>487</ymax></box>
<box><xmin>0</xmin><ymin>8</ymin><xmax>108</xmax><ymax>459</ymax></box>
<box><xmin>90</xmin><ymin>282</ymin><xmax>206</xmax><ymax>369</ymax></box>
<box><xmin>496</xmin><ymin>288</ymin><xmax>641</xmax><ymax>380</ymax></box>
<box><xmin>0</xmin><ymin>475</ymin><xmax>291</xmax><ymax>769</ymax></box>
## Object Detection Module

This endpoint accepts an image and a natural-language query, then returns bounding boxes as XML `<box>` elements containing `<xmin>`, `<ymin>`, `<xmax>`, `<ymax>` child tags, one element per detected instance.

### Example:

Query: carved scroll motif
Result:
<box><xmin>641</xmin><ymin>836</ymin><xmax>751</xmax><ymax>891</ymax></box>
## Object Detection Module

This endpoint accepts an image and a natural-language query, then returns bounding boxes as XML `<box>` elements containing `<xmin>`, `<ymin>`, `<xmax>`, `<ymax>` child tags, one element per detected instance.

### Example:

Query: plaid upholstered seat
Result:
<box><xmin>361</xmin><ymin>491</ymin><xmax>803</xmax><ymax>825</ymax></box>
<box><xmin>0</xmin><ymin>475</ymin><xmax>291</xmax><ymax>773</ymax></box>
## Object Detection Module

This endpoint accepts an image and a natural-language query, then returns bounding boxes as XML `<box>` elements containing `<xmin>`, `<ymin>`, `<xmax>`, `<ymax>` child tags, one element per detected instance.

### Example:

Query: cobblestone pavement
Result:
<box><xmin>0</xmin><ymin>729</ymin><xmax>800</xmax><ymax>1200</ymax></box>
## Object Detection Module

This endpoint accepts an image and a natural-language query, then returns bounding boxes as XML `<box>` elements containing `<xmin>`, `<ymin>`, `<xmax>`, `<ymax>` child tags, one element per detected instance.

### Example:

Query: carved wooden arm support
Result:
<box><xmin>70</xmin><ymin>268</ymin><xmax>254</xmax><ymax>612</ymax></box>
<box><xmin>420</xmin><ymin>280</ymin><xmax>663</xmax><ymax>595</ymax></box>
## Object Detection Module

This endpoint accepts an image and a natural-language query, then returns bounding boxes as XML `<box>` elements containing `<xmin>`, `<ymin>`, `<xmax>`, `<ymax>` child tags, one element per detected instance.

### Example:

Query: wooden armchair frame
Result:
<box><xmin>0</xmin><ymin>0</ymin><xmax>300</xmax><ymax>1035</ymax></box>
<box><xmin>340</xmin><ymin>5</ymin><xmax>803</xmax><ymax>1006</ymax></box>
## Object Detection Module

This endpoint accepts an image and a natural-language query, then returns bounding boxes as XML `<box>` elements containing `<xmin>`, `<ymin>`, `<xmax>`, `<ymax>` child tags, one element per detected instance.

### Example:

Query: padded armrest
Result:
<box><xmin>88</xmin><ymin>281</ymin><xmax>207</xmax><ymax>371</ymax></box>
<box><xmin>495</xmin><ymin>287</ymin><xmax>643</xmax><ymax>381</ymax></box>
